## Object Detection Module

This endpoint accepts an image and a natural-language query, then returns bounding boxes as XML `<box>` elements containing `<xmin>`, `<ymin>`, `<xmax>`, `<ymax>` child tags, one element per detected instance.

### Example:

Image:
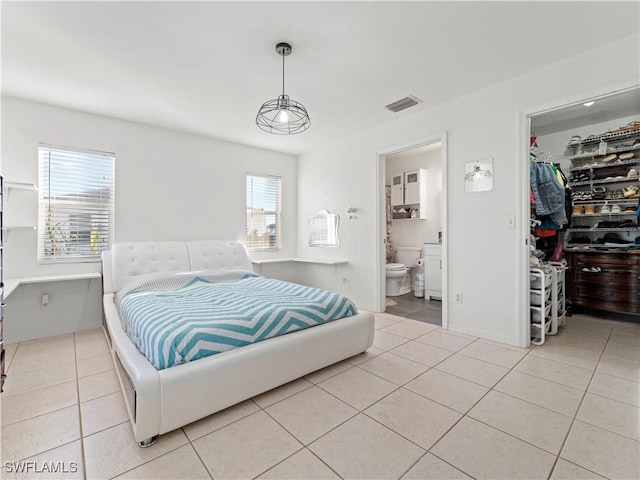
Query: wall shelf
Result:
<box><xmin>4</xmin><ymin>181</ymin><xmax>37</xmax><ymax>192</ymax></box>
<box><xmin>4</xmin><ymin>272</ymin><xmax>102</xmax><ymax>298</ymax></box>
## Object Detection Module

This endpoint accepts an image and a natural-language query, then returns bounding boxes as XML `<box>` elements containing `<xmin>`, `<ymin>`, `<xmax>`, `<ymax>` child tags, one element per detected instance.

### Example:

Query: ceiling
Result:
<box><xmin>2</xmin><ymin>2</ymin><xmax>639</xmax><ymax>156</ymax></box>
<box><xmin>531</xmin><ymin>88</ymin><xmax>640</xmax><ymax>136</ymax></box>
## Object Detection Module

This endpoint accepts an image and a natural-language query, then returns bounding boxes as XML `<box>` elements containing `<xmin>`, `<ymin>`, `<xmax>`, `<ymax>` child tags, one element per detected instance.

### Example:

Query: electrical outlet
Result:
<box><xmin>455</xmin><ymin>293</ymin><xmax>463</xmax><ymax>304</ymax></box>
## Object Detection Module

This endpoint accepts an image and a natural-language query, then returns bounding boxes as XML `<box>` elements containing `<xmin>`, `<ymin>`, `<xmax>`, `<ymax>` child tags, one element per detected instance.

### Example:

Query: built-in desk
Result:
<box><xmin>4</xmin><ymin>272</ymin><xmax>102</xmax><ymax>298</ymax></box>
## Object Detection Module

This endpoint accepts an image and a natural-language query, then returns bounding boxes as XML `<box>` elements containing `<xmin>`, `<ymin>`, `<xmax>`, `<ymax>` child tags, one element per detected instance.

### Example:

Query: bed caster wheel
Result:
<box><xmin>139</xmin><ymin>436</ymin><xmax>158</xmax><ymax>448</ymax></box>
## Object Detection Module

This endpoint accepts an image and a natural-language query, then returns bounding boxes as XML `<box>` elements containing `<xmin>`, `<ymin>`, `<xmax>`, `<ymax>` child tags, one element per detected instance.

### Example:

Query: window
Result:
<box><xmin>38</xmin><ymin>145</ymin><xmax>115</xmax><ymax>263</ymax></box>
<box><xmin>246</xmin><ymin>174</ymin><xmax>282</xmax><ymax>251</ymax></box>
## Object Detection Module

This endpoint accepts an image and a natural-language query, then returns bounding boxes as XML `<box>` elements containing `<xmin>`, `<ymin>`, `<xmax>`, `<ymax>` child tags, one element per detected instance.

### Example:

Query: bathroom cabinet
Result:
<box><xmin>391</xmin><ymin>169</ymin><xmax>427</xmax><ymax>219</ymax></box>
<box><xmin>423</xmin><ymin>243</ymin><xmax>442</xmax><ymax>300</ymax></box>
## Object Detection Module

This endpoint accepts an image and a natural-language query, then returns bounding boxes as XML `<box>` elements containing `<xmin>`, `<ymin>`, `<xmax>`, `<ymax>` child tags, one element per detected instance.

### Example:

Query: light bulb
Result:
<box><xmin>278</xmin><ymin>109</ymin><xmax>289</xmax><ymax>123</ymax></box>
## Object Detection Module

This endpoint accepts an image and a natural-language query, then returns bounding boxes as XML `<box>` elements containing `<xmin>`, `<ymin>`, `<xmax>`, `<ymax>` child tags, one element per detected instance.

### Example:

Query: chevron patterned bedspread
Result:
<box><xmin>115</xmin><ymin>270</ymin><xmax>358</xmax><ymax>369</ymax></box>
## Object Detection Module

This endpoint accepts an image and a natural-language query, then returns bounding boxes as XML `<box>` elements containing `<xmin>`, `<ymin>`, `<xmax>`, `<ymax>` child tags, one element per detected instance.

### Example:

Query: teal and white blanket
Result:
<box><xmin>115</xmin><ymin>270</ymin><xmax>357</xmax><ymax>370</ymax></box>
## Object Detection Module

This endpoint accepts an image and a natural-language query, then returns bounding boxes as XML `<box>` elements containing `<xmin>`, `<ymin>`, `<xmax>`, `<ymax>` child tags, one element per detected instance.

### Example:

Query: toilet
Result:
<box><xmin>386</xmin><ymin>246</ymin><xmax>422</xmax><ymax>296</ymax></box>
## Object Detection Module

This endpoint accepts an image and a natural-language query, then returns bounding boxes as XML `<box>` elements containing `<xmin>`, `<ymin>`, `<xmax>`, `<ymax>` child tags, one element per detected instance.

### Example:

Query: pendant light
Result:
<box><xmin>256</xmin><ymin>42</ymin><xmax>311</xmax><ymax>135</ymax></box>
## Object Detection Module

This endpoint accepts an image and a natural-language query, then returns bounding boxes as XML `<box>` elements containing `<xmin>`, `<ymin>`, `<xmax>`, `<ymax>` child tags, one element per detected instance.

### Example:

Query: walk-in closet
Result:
<box><xmin>529</xmin><ymin>87</ymin><xmax>640</xmax><ymax>343</ymax></box>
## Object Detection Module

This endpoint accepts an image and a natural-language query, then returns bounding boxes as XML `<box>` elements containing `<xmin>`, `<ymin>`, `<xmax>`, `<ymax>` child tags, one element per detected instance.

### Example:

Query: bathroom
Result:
<box><xmin>385</xmin><ymin>143</ymin><xmax>443</xmax><ymax>325</ymax></box>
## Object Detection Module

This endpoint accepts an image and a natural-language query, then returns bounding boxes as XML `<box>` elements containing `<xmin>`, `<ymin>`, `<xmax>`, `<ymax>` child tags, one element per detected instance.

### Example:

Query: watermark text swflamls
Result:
<box><xmin>3</xmin><ymin>461</ymin><xmax>79</xmax><ymax>474</ymax></box>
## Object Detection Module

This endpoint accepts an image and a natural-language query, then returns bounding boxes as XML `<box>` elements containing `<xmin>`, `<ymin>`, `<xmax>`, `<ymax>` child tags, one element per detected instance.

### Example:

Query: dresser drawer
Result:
<box><xmin>572</xmin><ymin>254</ymin><xmax>640</xmax><ymax>269</ymax></box>
<box><xmin>574</xmin><ymin>284</ymin><xmax>639</xmax><ymax>303</ymax></box>
<box><xmin>574</xmin><ymin>271</ymin><xmax>639</xmax><ymax>289</ymax></box>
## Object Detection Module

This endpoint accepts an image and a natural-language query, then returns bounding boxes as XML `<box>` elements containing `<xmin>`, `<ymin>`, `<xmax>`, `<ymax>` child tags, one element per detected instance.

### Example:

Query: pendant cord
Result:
<box><xmin>281</xmin><ymin>52</ymin><xmax>285</xmax><ymax>97</ymax></box>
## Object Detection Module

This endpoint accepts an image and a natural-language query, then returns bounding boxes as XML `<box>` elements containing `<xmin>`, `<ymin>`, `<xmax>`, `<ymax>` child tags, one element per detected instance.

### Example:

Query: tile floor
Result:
<box><xmin>1</xmin><ymin>312</ymin><xmax>639</xmax><ymax>479</ymax></box>
<box><xmin>385</xmin><ymin>293</ymin><xmax>442</xmax><ymax>326</ymax></box>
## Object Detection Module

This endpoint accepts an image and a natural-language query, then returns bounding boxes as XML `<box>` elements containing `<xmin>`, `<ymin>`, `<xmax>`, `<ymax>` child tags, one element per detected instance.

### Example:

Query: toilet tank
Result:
<box><xmin>396</xmin><ymin>246</ymin><xmax>421</xmax><ymax>267</ymax></box>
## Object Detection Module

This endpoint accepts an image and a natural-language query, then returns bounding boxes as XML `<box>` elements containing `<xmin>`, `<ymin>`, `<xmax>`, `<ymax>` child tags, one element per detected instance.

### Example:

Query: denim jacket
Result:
<box><xmin>530</xmin><ymin>161</ymin><xmax>567</xmax><ymax>226</ymax></box>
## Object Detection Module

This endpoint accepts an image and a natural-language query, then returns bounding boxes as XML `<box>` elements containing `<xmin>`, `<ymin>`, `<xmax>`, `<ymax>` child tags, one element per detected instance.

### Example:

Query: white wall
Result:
<box><xmin>296</xmin><ymin>34</ymin><xmax>640</xmax><ymax>346</ymax></box>
<box><xmin>386</xmin><ymin>147</ymin><xmax>442</xmax><ymax>248</ymax></box>
<box><xmin>1</xmin><ymin>97</ymin><xmax>297</xmax><ymax>342</ymax></box>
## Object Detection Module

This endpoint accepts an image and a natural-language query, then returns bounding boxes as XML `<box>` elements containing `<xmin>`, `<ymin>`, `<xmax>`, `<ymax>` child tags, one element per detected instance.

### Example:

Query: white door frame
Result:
<box><xmin>375</xmin><ymin>132</ymin><xmax>449</xmax><ymax>328</ymax></box>
<box><xmin>518</xmin><ymin>83</ymin><xmax>640</xmax><ymax>347</ymax></box>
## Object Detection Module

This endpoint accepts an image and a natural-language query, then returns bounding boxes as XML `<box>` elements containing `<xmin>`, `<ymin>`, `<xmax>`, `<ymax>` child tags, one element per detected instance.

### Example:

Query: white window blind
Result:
<box><xmin>38</xmin><ymin>145</ymin><xmax>115</xmax><ymax>263</ymax></box>
<box><xmin>246</xmin><ymin>174</ymin><xmax>282</xmax><ymax>251</ymax></box>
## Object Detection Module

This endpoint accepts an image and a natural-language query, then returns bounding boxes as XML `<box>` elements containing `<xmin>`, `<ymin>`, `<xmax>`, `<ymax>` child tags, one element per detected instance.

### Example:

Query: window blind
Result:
<box><xmin>246</xmin><ymin>174</ymin><xmax>282</xmax><ymax>251</ymax></box>
<box><xmin>38</xmin><ymin>145</ymin><xmax>115</xmax><ymax>262</ymax></box>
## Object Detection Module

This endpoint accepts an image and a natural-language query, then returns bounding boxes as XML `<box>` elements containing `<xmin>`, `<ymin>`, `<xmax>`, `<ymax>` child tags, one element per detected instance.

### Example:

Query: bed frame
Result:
<box><xmin>102</xmin><ymin>240</ymin><xmax>375</xmax><ymax>446</ymax></box>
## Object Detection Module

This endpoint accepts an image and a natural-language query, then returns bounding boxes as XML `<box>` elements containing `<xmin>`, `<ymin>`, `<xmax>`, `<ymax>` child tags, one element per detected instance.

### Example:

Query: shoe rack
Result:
<box><xmin>566</xmin><ymin>123</ymin><xmax>640</xmax><ymax>249</ymax></box>
<box><xmin>530</xmin><ymin>262</ymin><xmax>566</xmax><ymax>345</ymax></box>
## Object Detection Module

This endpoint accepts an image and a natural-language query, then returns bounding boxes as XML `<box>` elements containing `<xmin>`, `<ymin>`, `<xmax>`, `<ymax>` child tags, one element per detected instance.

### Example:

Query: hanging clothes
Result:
<box><xmin>530</xmin><ymin>160</ymin><xmax>567</xmax><ymax>227</ymax></box>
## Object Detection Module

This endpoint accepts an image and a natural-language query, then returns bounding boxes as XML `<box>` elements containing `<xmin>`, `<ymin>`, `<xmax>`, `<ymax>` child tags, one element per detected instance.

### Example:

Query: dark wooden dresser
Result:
<box><xmin>566</xmin><ymin>250</ymin><xmax>640</xmax><ymax>314</ymax></box>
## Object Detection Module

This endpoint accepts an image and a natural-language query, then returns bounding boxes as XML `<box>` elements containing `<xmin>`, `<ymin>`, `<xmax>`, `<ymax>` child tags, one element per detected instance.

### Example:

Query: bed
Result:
<box><xmin>101</xmin><ymin>240</ymin><xmax>375</xmax><ymax>446</ymax></box>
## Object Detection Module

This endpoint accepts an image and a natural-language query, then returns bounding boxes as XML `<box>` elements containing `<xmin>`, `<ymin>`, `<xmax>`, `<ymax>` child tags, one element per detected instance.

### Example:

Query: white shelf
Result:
<box><xmin>251</xmin><ymin>258</ymin><xmax>348</xmax><ymax>266</ymax></box>
<box><xmin>4</xmin><ymin>272</ymin><xmax>102</xmax><ymax>297</ymax></box>
<box><xmin>2</xmin><ymin>226</ymin><xmax>36</xmax><ymax>230</ymax></box>
<box><xmin>4</xmin><ymin>181</ymin><xmax>37</xmax><ymax>192</ymax></box>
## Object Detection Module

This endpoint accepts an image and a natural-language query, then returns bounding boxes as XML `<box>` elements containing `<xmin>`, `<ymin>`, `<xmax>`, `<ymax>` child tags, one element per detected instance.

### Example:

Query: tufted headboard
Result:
<box><xmin>102</xmin><ymin>240</ymin><xmax>252</xmax><ymax>294</ymax></box>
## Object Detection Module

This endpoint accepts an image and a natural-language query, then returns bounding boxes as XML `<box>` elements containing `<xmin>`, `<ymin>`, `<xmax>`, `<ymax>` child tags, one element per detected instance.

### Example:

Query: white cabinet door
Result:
<box><xmin>404</xmin><ymin>170</ymin><xmax>420</xmax><ymax>204</ymax></box>
<box><xmin>424</xmin><ymin>256</ymin><xmax>442</xmax><ymax>292</ymax></box>
<box><xmin>391</xmin><ymin>174</ymin><xmax>404</xmax><ymax>206</ymax></box>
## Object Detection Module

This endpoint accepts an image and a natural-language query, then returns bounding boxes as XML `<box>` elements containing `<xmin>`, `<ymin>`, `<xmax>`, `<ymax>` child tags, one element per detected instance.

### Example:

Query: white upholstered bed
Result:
<box><xmin>101</xmin><ymin>240</ymin><xmax>375</xmax><ymax>446</ymax></box>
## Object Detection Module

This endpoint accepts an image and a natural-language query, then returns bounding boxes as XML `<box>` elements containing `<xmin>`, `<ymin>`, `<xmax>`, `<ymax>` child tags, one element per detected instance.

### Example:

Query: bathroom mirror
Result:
<box><xmin>309</xmin><ymin>210</ymin><xmax>340</xmax><ymax>247</ymax></box>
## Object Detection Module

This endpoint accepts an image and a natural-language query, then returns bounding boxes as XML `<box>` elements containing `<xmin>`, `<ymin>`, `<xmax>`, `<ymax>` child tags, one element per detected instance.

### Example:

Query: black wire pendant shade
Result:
<box><xmin>256</xmin><ymin>42</ymin><xmax>310</xmax><ymax>135</ymax></box>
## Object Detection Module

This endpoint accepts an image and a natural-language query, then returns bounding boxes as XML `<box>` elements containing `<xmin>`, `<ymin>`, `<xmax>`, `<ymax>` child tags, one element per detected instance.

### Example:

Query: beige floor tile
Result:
<box><xmin>374</xmin><ymin>314</ymin><xmax>402</xmax><ymax>330</ymax></box>
<box><xmin>1</xmin><ymin>405</ymin><xmax>80</xmax><ymax>461</ymax></box>
<box><xmin>563</xmin><ymin>326</ymin><xmax>612</xmax><ymax>343</ymax></box>
<box><xmin>476</xmin><ymin>338</ymin><xmax>530</xmax><ymax>353</ymax></box>
<box><xmin>514</xmin><ymin>355</ymin><xmax>593</xmax><ymax>391</ymax></box>
<box><xmin>4</xmin><ymin>343</ymin><xmax>18</xmax><ymax>371</ymax></box>
<box><xmin>358</xmin><ymin>352</ymin><xmax>428</xmax><ymax>385</ymax></box>
<box><xmin>390</xmin><ymin>340</ymin><xmax>453</xmax><ymax>367</ymax></box>
<box><xmin>402</xmin><ymin>453</ymin><xmax>472</xmax><ymax>480</ymax></box>
<box><xmin>529</xmin><ymin>343</ymin><xmax>600</xmax><ymax>370</ymax></box>
<box><xmin>468</xmin><ymin>390</ymin><xmax>573</xmax><ymax>454</ymax></box>
<box><xmin>415</xmin><ymin>330</ymin><xmax>476</xmax><ymax>352</ymax></box>
<box><xmin>74</xmin><ymin>330</ymin><xmax>109</xmax><ymax>360</ymax></box>
<box><xmin>597</xmin><ymin>355</ymin><xmax>640</xmax><ymax>382</ymax></box>
<box><xmin>588</xmin><ymin>372</ymin><xmax>640</xmax><ymax>407</ymax></box>
<box><xmin>434</xmin><ymin>354</ymin><xmax>509</xmax><ymax>388</ymax></box>
<box><xmin>431</xmin><ymin>417</ymin><xmax>555</xmax><ymax>480</ymax></box>
<box><xmin>544</xmin><ymin>334</ymin><xmax>606</xmax><ymax>354</ymax></box>
<box><xmin>550</xmin><ymin>459</ymin><xmax>607</xmax><ymax>480</ymax></box>
<box><xmin>458</xmin><ymin>341</ymin><xmax>527</xmax><ymax>368</ymax></box>
<box><xmin>318</xmin><ymin>366</ymin><xmax>397</xmax><ymax>410</ymax></box>
<box><xmin>365</xmin><ymin>388</ymin><xmax>461</xmax><ymax>450</ymax></box>
<box><xmin>193</xmin><ymin>411</ymin><xmax>302</xmax><ymax>479</ymax></box>
<box><xmin>2</xmin><ymin>440</ymin><xmax>84</xmax><ymax>480</ymax></box>
<box><xmin>2</xmin><ymin>361</ymin><xmax>76</xmax><ymax>396</ymax></box>
<box><xmin>80</xmin><ymin>391</ymin><xmax>129</xmax><ymax>436</ymax></box>
<box><xmin>266</xmin><ymin>386</ymin><xmax>357</xmax><ymax>445</ymax></box>
<box><xmin>183</xmin><ymin>399</ymin><xmax>259</xmax><ymax>441</ymax></box>
<box><xmin>83</xmin><ymin>422</ymin><xmax>188</xmax><ymax>479</ymax></box>
<box><xmin>608</xmin><ymin>332</ymin><xmax>640</xmax><ymax>348</ymax></box>
<box><xmin>561</xmin><ymin>420</ymin><xmax>640</xmax><ymax>479</ymax></box>
<box><xmin>564</xmin><ymin>317</ymin><xmax>614</xmax><ymax>333</ymax></box>
<box><xmin>495</xmin><ymin>370</ymin><xmax>584</xmax><ymax>417</ymax></box>
<box><xmin>77</xmin><ymin>352</ymin><xmax>114</xmax><ymax>378</ymax></box>
<box><xmin>259</xmin><ymin>448</ymin><xmax>339</xmax><ymax>479</ymax></box>
<box><xmin>114</xmin><ymin>444</ymin><xmax>210</xmax><ymax>479</ymax></box>
<box><xmin>2</xmin><ymin>380</ymin><xmax>78</xmax><ymax>426</ymax></box>
<box><xmin>612</xmin><ymin>323</ymin><xmax>640</xmax><ymax>337</ymax></box>
<box><xmin>372</xmin><ymin>331</ymin><xmax>410</xmax><ymax>351</ymax></box>
<box><xmin>252</xmin><ymin>378</ymin><xmax>313</xmax><ymax>408</ymax></box>
<box><xmin>380</xmin><ymin>321</ymin><xmax>435</xmax><ymax>340</ymax></box>
<box><xmin>602</xmin><ymin>342</ymin><xmax>640</xmax><ymax>363</ymax></box>
<box><xmin>377</xmin><ymin>312</ymin><xmax>407</xmax><ymax>322</ymax></box>
<box><xmin>345</xmin><ymin>346</ymin><xmax>384</xmax><ymax>365</ymax></box>
<box><xmin>78</xmin><ymin>369</ymin><xmax>120</xmax><ymax>402</ymax></box>
<box><xmin>305</xmin><ymin>361</ymin><xmax>353</xmax><ymax>384</ymax></box>
<box><xmin>577</xmin><ymin>393</ymin><xmax>640</xmax><ymax>441</ymax></box>
<box><xmin>309</xmin><ymin>413</ymin><xmax>424</xmax><ymax>480</ymax></box>
<box><xmin>8</xmin><ymin>337</ymin><xmax>76</xmax><ymax>375</ymax></box>
<box><xmin>405</xmin><ymin>369</ymin><xmax>489</xmax><ymax>414</ymax></box>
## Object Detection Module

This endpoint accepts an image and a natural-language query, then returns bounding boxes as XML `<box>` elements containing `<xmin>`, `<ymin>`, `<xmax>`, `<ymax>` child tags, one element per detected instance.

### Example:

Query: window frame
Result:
<box><xmin>37</xmin><ymin>144</ymin><xmax>115</xmax><ymax>264</ymax></box>
<box><xmin>246</xmin><ymin>173</ymin><xmax>282</xmax><ymax>252</ymax></box>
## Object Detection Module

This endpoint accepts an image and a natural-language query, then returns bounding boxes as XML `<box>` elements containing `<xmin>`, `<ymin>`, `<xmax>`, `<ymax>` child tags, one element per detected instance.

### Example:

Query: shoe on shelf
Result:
<box><xmin>572</xmin><ymin>205</ymin><xmax>584</xmax><ymax>215</ymax></box>
<box><xmin>584</xmin><ymin>204</ymin><xmax>596</xmax><ymax>215</ymax></box>
<box><xmin>623</xmin><ymin>185</ymin><xmax>639</xmax><ymax>198</ymax></box>
<box><xmin>611</xmin><ymin>204</ymin><xmax>622</xmax><ymax>214</ymax></box>
<box><xmin>599</xmin><ymin>204</ymin><xmax>611</xmax><ymax>215</ymax></box>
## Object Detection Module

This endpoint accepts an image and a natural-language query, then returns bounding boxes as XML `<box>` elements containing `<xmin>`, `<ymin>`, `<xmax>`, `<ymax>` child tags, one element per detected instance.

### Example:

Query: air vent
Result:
<box><xmin>385</xmin><ymin>95</ymin><xmax>422</xmax><ymax>113</ymax></box>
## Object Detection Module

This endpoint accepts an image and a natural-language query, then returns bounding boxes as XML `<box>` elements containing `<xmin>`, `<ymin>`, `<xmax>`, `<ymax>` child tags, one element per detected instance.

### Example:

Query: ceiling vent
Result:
<box><xmin>385</xmin><ymin>95</ymin><xmax>422</xmax><ymax>113</ymax></box>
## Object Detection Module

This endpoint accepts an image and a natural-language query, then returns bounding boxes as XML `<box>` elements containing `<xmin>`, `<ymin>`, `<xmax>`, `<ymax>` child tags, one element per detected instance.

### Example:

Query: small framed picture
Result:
<box><xmin>464</xmin><ymin>158</ymin><xmax>493</xmax><ymax>193</ymax></box>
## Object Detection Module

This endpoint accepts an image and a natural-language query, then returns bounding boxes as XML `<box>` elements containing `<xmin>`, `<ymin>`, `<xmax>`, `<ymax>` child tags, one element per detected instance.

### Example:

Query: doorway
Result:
<box><xmin>521</xmin><ymin>86</ymin><xmax>640</xmax><ymax>346</ymax></box>
<box><xmin>376</xmin><ymin>133</ymin><xmax>448</xmax><ymax>329</ymax></box>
